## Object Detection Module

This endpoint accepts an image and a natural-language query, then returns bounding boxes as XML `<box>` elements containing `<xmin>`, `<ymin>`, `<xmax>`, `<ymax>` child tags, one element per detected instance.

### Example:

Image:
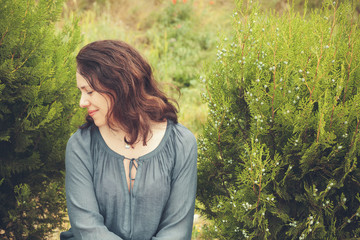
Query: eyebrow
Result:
<box><xmin>77</xmin><ymin>86</ymin><xmax>88</xmax><ymax>90</ymax></box>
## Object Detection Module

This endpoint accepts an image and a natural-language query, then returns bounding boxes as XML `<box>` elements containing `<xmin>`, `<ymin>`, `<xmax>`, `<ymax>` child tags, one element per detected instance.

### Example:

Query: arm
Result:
<box><xmin>65</xmin><ymin>130</ymin><xmax>123</xmax><ymax>240</ymax></box>
<box><xmin>152</xmin><ymin>131</ymin><xmax>197</xmax><ymax>240</ymax></box>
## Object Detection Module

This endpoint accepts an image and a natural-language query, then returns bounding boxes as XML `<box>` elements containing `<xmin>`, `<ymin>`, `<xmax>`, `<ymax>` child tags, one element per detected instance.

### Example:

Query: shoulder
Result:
<box><xmin>171</xmin><ymin>122</ymin><xmax>197</xmax><ymax>148</ymax></box>
<box><xmin>169</xmin><ymin>121</ymin><xmax>197</xmax><ymax>163</ymax></box>
<box><xmin>65</xmin><ymin>126</ymin><xmax>95</xmax><ymax>171</ymax></box>
<box><xmin>67</xmin><ymin>126</ymin><xmax>93</xmax><ymax>148</ymax></box>
<box><xmin>66</xmin><ymin>126</ymin><xmax>94</xmax><ymax>159</ymax></box>
<box><xmin>168</xmin><ymin>122</ymin><xmax>197</xmax><ymax>178</ymax></box>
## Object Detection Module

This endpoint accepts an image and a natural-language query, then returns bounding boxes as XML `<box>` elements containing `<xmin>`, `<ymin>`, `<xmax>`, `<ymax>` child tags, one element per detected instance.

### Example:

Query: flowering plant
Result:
<box><xmin>197</xmin><ymin>0</ymin><xmax>360</xmax><ymax>239</ymax></box>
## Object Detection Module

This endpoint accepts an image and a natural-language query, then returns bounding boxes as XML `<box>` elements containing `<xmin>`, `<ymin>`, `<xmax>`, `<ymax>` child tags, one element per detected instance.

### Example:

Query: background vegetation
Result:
<box><xmin>1</xmin><ymin>0</ymin><xmax>359</xmax><ymax>239</ymax></box>
<box><xmin>198</xmin><ymin>0</ymin><xmax>360</xmax><ymax>239</ymax></box>
<box><xmin>0</xmin><ymin>0</ymin><xmax>80</xmax><ymax>239</ymax></box>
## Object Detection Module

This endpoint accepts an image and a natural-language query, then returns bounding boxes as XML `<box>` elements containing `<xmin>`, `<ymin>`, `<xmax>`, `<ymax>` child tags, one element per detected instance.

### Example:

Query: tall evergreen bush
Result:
<box><xmin>197</xmin><ymin>0</ymin><xmax>360</xmax><ymax>239</ymax></box>
<box><xmin>0</xmin><ymin>0</ymin><xmax>80</xmax><ymax>238</ymax></box>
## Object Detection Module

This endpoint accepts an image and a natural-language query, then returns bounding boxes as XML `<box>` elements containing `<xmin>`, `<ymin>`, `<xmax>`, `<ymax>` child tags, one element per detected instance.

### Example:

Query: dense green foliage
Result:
<box><xmin>0</xmin><ymin>0</ymin><xmax>80</xmax><ymax>238</ymax></box>
<box><xmin>197</xmin><ymin>0</ymin><xmax>360</xmax><ymax>239</ymax></box>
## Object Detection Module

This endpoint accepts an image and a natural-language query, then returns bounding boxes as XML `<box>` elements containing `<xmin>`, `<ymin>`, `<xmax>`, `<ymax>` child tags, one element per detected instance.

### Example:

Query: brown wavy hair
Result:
<box><xmin>76</xmin><ymin>40</ymin><xmax>178</xmax><ymax>146</ymax></box>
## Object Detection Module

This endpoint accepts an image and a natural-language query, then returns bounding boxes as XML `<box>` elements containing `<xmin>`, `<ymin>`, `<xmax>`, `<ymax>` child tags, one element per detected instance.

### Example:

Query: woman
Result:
<box><xmin>60</xmin><ymin>40</ymin><xmax>197</xmax><ymax>240</ymax></box>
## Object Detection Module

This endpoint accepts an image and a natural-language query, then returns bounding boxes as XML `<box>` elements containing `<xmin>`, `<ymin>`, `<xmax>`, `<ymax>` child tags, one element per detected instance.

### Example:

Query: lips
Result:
<box><xmin>88</xmin><ymin>110</ymin><xmax>98</xmax><ymax>117</ymax></box>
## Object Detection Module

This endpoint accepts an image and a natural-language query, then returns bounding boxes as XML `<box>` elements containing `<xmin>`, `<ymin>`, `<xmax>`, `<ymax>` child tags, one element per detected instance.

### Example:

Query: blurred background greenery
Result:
<box><xmin>53</xmin><ymin>0</ymin><xmax>359</xmax><ymax>239</ymax></box>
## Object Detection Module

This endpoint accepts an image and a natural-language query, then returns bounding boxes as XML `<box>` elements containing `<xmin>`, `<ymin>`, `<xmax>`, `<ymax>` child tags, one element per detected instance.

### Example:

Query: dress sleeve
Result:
<box><xmin>152</xmin><ymin>130</ymin><xmax>198</xmax><ymax>240</ymax></box>
<box><xmin>65</xmin><ymin>130</ymin><xmax>123</xmax><ymax>240</ymax></box>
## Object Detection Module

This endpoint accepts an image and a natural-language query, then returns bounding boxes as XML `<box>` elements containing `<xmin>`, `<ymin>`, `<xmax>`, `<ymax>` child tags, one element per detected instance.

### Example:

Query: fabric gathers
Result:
<box><xmin>60</xmin><ymin>120</ymin><xmax>197</xmax><ymax>240</ymax></box>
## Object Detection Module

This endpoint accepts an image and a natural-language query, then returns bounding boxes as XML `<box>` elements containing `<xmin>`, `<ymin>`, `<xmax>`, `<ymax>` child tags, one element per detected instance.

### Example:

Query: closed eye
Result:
<box><xmin>87</xmin><ymin>91</ymin><xmax>94</xmax><ymax>95</ymax></box>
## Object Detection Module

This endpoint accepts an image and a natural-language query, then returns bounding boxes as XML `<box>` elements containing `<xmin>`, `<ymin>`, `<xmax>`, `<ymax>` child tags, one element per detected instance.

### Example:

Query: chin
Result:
<box><xmin>94</xmin><ymin>121</ymin><xmax>105</xmax><ymax>128</ymax></box>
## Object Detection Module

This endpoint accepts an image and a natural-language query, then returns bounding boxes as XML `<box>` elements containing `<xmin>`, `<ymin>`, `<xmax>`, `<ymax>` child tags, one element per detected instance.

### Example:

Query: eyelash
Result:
<box><xmin>87</xmin><ymin>91</ymin><xmax>94</xmax><ymax>95</ymax></box>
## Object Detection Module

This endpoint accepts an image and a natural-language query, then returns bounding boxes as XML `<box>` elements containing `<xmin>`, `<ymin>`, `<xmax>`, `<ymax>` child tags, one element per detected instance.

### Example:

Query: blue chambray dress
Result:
<box><xmin>60</xmin><ymin>120</ymin><xmax>197</xmax><ymax>240</ymax></box>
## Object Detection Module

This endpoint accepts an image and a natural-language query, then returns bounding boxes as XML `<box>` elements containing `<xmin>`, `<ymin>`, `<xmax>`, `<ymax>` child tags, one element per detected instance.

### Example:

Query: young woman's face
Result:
<box><xmin>76</xmin><ymin>72</ymin><xmax>112</xmax><ymax>129</ymax></box>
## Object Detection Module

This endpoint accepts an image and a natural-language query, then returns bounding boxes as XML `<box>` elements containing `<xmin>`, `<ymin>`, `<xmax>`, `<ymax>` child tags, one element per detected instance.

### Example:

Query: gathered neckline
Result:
<box><xmin>93</xmin><ymin>120</ymin><xmax>173</xmax><ymax>161</ymax></box>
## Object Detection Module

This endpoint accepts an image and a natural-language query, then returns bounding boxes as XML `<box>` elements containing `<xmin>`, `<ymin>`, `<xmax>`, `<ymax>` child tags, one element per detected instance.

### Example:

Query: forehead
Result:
<box><xmin>76</xmin><ymin>72</ymin><xmax>90</xmax><ymax>88</ymax></box>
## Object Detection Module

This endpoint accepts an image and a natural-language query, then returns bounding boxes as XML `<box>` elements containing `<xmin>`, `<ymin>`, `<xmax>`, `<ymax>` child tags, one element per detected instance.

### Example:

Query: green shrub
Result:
<box><xmin>0</xmin><ymin>0</ymin><xmax>81</xmax><ymax>238</ymax></box>
<box><xmin>197</xmin><ymin>0</ymin><xmax>360</xmax><ymax>239</ymax></box>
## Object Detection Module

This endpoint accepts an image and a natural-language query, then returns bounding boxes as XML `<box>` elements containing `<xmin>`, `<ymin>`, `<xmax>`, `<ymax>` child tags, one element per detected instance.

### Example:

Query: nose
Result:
<box><xmin>79</xmin><ymin>94</ymin><xmax>90</xmax><ymax>108</ymax></box>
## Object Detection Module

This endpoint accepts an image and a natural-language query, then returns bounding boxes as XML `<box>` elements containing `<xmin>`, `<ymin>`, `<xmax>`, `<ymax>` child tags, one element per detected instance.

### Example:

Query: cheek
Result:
<box><xmin>98</xmin><ymin>94</ymin><xmax>113</xmax><ymax>113</ymax></box>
